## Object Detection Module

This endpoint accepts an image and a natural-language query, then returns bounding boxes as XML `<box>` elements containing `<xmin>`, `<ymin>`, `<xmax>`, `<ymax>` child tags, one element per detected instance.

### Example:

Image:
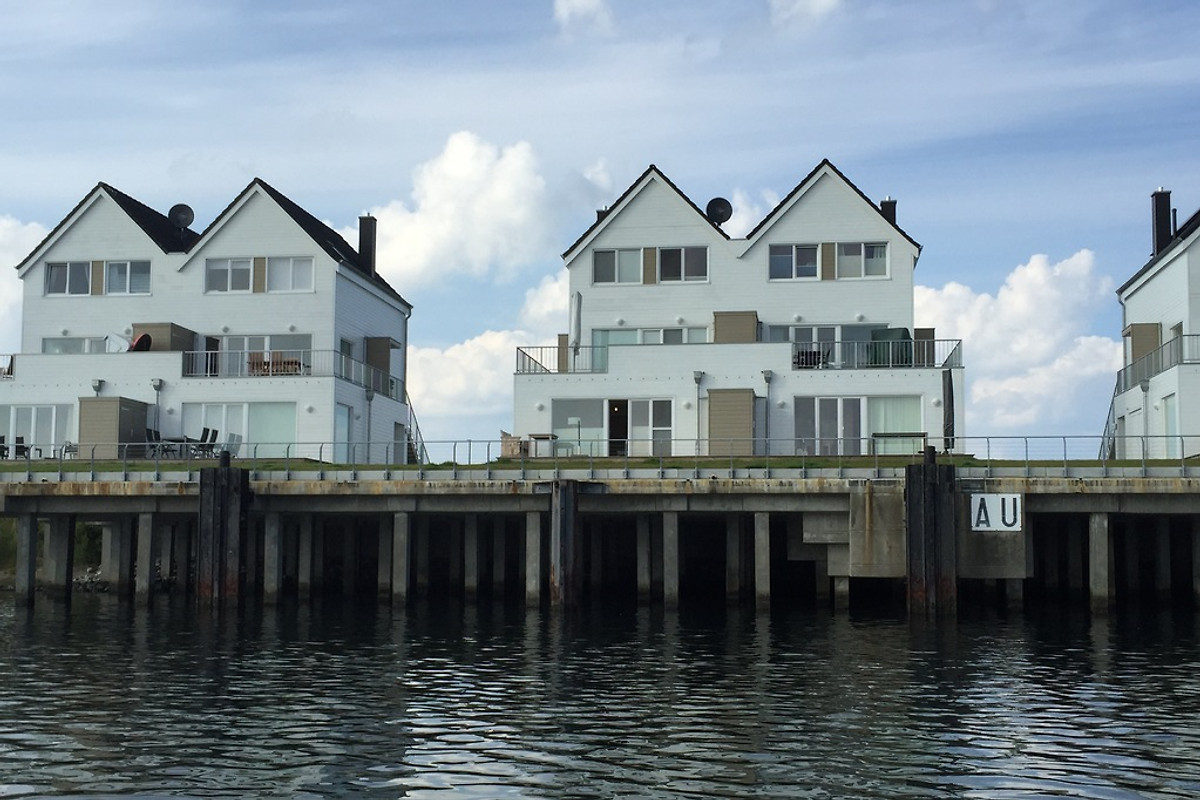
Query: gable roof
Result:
<box><xmin>16</xmin><ymin>178</ymin><xmax>410</xmax><ymax>309</ymax></box>
<box><xmin>14</xmin><ymin>182</ymin><xmax>200</xmax><ymax>273</ymax></box>
<box><xmin>742</xmin><ymin>158</ymin><xmax>922</xmax><ymax>256</ymax></box>
<box><xmin>1117</xmin><ymin>203</ymin><xmax>1200</xmax><ymax>296</ymax></box>
<box><xmin>561</xmin><ymin>159</ymin><xmax>921</xmax><ymax>266</ymax></box>
<box><xmin>100</xmin><ymin>182</ymin><xmax>201</xmax><ymax>253</ymax></box>
<box><xmin>562</xmin><ymin>164</ymin><xmax>732</xmax><ymax>260</ymax></box>
<box><xmin>188</xmin><ymin>178</ymin><xmax>410</xmax><ymax>308</ymax></box>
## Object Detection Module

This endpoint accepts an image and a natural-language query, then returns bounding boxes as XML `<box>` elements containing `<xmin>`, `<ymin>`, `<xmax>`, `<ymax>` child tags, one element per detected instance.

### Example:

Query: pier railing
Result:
<box><xmin>1</xmin><ymin>434</ymin><xmax>1198</xmax><ymax>483</ymax></box>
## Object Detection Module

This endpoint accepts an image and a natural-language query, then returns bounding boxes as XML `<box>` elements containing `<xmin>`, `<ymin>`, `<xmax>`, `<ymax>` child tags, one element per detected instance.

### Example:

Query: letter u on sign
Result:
<box><xmin>970</xmin><ymin>494</ymin><xmax>1023</xmax><ymax>532</ymax></box>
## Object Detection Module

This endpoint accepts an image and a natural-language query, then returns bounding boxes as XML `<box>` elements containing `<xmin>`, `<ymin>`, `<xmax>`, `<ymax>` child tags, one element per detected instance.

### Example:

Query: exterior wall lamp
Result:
<box><xmin>91</xmin><ymin>378</ymin><xmax>104</xmax><ymax>396</ymax></box>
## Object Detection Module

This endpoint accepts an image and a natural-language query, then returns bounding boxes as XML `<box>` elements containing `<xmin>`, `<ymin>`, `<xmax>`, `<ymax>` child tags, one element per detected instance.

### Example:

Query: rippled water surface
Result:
<box><xmin>2</xmin><ymin>595</ymin><xmax>1200</xmax><ymax>798</ymax></box>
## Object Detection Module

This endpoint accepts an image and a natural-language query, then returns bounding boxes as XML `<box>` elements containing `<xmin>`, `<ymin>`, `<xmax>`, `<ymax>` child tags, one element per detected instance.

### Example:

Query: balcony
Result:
<box><xmin>1115</xmin><ymin>335</ymin><xmax>1200</xmax><ymax>394</ymax></box>
<box><xmin>183</xmin><ymin>349</ymin><xmax>403</xmax><ymax>401</ymax></box>
<box><xmin>515</xmin><ymin>339</ymin><xmax>963</xmax><ymax>375</ymax></box>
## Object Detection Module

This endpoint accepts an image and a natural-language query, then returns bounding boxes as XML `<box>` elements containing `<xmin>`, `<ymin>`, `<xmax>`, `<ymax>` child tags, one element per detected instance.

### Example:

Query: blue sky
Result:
<box><xmin>2</xmin><ymin>0</ymin><xmax>1199</xmax><ymax>447</ymax></box>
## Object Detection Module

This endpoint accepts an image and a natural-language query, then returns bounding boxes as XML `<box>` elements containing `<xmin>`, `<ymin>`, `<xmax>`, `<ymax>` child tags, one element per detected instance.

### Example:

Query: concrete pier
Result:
<box><xmin>6</xmin><ymin>464</ymin><xmax>1200</xmax><ymax>617</ymax></box>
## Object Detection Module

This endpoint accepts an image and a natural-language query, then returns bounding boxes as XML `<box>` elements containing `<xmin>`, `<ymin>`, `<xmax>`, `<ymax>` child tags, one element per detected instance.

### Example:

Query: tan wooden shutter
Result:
<box><xmin>253</xmin><ymin>257</ymin><xmax>267</xmax><ymax>293</ymax></box>
<box><xmin>642</xmin><ymin>248</ymin><xmax>657</xmax><ymax>284</ymax></box>
<box><xmin>820</xmin><ymin>243</ymin><xmax>835</xmax><ymax>281</ymax></box>
<box><xmin>91</xmin><ymin>261</ymin><xmax>105</xmax><ymax>295</ymax></box>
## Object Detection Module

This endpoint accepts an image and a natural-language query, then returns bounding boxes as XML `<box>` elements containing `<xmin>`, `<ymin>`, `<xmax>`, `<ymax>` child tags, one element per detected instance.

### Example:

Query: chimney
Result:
<box><xmin>358</xmin><ymin>215</ymin><xmax>377</xmax><ymax>276</ymax></box>
<box><xmin>1152</xmin><ymin>188</ymin><xmax>1172</xmax><ymax>256</ymax></box>
<box><xmin>880</xmin><ymin>196</ymin><xmax>897</xmax><ymax>225</ymax></box>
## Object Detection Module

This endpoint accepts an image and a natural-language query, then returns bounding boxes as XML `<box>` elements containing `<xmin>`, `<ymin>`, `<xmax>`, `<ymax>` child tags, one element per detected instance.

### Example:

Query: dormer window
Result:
<box><xmin>45</xmin><ymin>262</ymin><xmax>91</xmax><ymax>295</ymax></box>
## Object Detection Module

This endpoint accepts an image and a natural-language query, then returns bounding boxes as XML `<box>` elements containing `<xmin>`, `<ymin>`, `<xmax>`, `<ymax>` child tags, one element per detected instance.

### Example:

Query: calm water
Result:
<box><xmin>2</xmin><ymin>594</ymin><xmax>1200</xmax><ymax>799</ymax></box>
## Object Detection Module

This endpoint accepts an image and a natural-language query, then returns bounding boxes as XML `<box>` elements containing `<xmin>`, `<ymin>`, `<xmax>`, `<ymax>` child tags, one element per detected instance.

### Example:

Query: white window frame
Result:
<box><xmin>105</xmin><ymin>260</ymin><xmax>151</xmax><ymax>295</ymax></box>
<box><xmin>659</xmin><ymin>246</ymin><xmax>708</xmax><ymax>282</ymax></box>
<box><xmin>769</xmin><ymin>244</ymin><xmax>819</xmax><ymax>280</ymax></box>
<box><xmin>835</xmin><ymin>242</ymin><xmax>888</xmax><ymax>280</ymax></box>
<box><xmin>267</xmin><ymin>256</ymin><xmax>314</xmax><ymax>292</ymax></box>
<box><xmin>205</xmin><ymin>258</ymin><xmax>252</xmax><ymax>293</ymax></box>
<box><xmin>42</xmin><ymin>336</ymin><xmax>107</xmax><ymax>354</ymax></box>
<box><xmin>45</xmin><ymin>262</ymin><xmax>91</xmax><ymax>296</ymax></box>
<box><xmin>592</xmin><ymin>248</ymin><xmax>642</xmax><ymax>285</ymax></box>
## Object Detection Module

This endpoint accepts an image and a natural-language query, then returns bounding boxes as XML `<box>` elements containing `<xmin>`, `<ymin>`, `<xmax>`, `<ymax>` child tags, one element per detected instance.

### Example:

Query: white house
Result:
<box><xmin>512</xmin><ymin>160</ymin><xmax>965</xmax><ymax>458</ymax></box>
<box><xmin>1103</xmin><ymin>188</ymin><xmax>1200</xmax><ymax>460</ymax></box>
<box><xmin>1</xmin><ymin>178</ymin><xmax>414</xmax><ymax>463</ymax></box>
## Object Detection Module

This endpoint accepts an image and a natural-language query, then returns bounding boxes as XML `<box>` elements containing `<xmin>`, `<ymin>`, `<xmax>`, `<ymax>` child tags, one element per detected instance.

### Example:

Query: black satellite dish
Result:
<box><xmin>168</xmin><ymin>203</ymin><xmax>195</xmax><ymax>229</ymax></box>
<box><xmin>706</xmin><ymin>197</ymin><xmax>733</xmax><ymax>225</ymax></box>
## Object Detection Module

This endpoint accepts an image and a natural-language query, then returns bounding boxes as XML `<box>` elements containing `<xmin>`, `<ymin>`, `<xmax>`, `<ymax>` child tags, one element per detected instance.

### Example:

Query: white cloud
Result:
<box><xmin>554</xmin><ymin>0</ymin><xmax>614</xmax><ymax>36</ymax></box>
<box><xmin>723</xmin><ymin>188</ymin><xmax>779</xmax><ymax>239</ymax></box>
<box><xmin>915</xmin><ymin>249</ymin><xmax>1123</xmax><ymax>435</ymax></box>
<box><xmin>768</xmin><ymin>0</ymin><xmax>843</xmax><ymax>26</ymax></box>
<box><xmin>582</xmin><ymin>159</ymin><xmax>612</xmax><ymax>194</ymax></box>
<box><xmin>344</xmin><ymin>131</ymin><xmax>552</xmax><ymax>290</ymax></box>
<box><xmin>0</xmin><ymin>216</ymin><xmax>48</xmax><ymax>354</ymax></box>
<box><xmin>518</xmin><ymin>268</ymin><xmax>570</xmax><ymax>336</ymax></box>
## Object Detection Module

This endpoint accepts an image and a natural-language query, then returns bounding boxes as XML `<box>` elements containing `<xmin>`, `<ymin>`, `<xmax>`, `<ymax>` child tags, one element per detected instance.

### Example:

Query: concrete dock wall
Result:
<box><xmin>5</xmin><ymin>465</ymin><xmax>1200</xmax><ymax>614</ymax></box>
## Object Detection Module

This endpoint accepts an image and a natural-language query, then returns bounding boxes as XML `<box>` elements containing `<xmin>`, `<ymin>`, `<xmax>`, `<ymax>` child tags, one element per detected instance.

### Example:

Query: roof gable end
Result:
<box><xmin>14</xmin><ymin>183</ymin><xmax>198</xmax><ymax>275</ymax></box>
<box><xmin>741</xmin><ymin>158</ymin><xmax>922</xmax><ymax>257</ymax></box>
<box><xmin>562</xmin><ymin>164</ymin><xmax>732</xmax><ymax>262</ymax></box>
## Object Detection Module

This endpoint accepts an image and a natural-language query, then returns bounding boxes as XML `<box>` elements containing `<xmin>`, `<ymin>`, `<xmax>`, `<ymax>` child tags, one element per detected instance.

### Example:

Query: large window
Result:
<box><xmin>205</xmin><ymin>258</ymin><xmax>252</xmax><ymax>292</ymax></box>
<box><xmin>769</xmin><ymin>244</ymin><xmax>818</xmax><ymax>280</ymax></box>
<box><xmin>45</xmin><ymin>262</ymin><xmax>91</xmax><ymax>295</ymax></box>
<box><xmin>267</xmin><ymin>256</ymin><xmax>314</xmax><ymax>292</ymax></box>
<box><xmin>106</xmin><ymin>260</ymin><xmax>151</xmax><ymax>294</ymax></box>
<box><xmin>593</xmin><ymin>249</ymin><xmax>641</xmax><ymax>284</ymax></box>
<box><xmin>660</xmin><ymin>247</ymin><xmax>707</xmax><ymax>282</ymax></box>
<box><xmin>42</xmin><ymin>337</ymin><xmax>107</xmax><ymax>354</ymax></box>
<box><xmin>836</xmin><ymin>242</ymin><xmax>888</xmax><ymax>279</ymax></box>
<box><xmin>795</xmin><ymin>396</ymin><xmax>862</xmax><ymax>456</ymax></box>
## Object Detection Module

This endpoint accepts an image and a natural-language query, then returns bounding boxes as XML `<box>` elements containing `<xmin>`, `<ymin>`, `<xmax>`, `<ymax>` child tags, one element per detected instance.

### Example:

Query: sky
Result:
<box><xmin>2</xmin><ymin>0</ymin><xmax>1199</xmax><ymax>448</ymax></box>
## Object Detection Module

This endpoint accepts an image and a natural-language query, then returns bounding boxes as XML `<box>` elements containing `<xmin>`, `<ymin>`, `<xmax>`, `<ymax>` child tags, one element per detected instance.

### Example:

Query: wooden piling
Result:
<box><xmin>549</xmin><ymin>480</ymin><xmax>580</xmax><ymax>608</ymax></box>
<box><xmin>906</xmin><ymin>446</ymin><xmax>957</xmax><ymax>617</ymax></box>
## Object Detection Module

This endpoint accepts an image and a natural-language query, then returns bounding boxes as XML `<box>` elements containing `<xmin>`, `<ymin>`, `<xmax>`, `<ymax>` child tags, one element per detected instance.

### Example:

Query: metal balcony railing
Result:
<box><xmin>1115</xmin><ymin>335</ymin><xmax>1200</xmax><ymax>394</ymax></box>
<box><xmin>515</xmin><ymin>339</ymin><xmax>963</xmax><ymax>374</ymax></box>
<box><xmin>182</xmin><ymin>349</ymin><xmax>402</xmax><ymax>401</ymax></box>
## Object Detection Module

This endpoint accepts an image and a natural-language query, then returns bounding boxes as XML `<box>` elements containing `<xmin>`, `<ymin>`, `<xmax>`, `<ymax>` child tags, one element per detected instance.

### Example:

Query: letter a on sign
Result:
<box><xmin>970</xmin><ymin>494</ymin><xmax>1022</xmax><ymax>532</ymax></box>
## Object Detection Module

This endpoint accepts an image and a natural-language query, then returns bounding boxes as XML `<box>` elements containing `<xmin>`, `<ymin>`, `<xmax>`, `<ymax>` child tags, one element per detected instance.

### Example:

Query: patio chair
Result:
<box><xmin>196</xmin><ymin>428</ymin><xmax>219</xmax><ymax>458</ymax></box>
<box><xmin>0</xmin><ymin>435</ymin><xmax>6</xmax><ymax>459</ymax></box>
<box><xmin>145</xmin><ymin>428</ymin><xmax>163</xmax><ymax>458</ymax></box>
<box><xmin>221</xmin><ymin>432</ymin><xmax>243</xmax><ymax>458</ymax></box>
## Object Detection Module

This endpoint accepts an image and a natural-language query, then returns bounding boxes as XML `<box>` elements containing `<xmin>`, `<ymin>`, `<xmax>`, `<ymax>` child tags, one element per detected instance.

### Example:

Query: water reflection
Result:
<box><xmin>2</xmin><ymin>596</ymin><xmax>1200</xmax><ymax>798</ymax></box>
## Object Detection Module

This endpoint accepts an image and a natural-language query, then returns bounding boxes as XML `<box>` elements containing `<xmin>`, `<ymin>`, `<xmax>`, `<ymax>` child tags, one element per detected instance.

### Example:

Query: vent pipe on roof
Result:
<box><xmin>880</xmin><ymin>196</ymin><xmax>897</xmax><ymax>225</ymax></box>
<box><xmin>358</xmin><ymin>215</ymin><xmax>377</xmax><ymax>276</ymax></box>
<box><xmin>1152</xmin><ymin>188</ymin><xmax>1172</xmax><ymax>256</ymax></box>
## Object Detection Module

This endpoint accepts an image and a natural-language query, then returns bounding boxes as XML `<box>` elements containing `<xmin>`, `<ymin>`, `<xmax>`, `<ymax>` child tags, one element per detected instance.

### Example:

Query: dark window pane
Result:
<box><xmin>684</xmin><ymin>247</ymin><xmax>707</xmax><ymax>279</ymax></box>
<box><xmin>660</xmin><ymin>248</ymin><xmax>682</xmax><ymax>281</ymax></box>
<box><xmin>594</xmin><ymin>250</ymin><xmax>616</xmax><ymax>283</ymax></box>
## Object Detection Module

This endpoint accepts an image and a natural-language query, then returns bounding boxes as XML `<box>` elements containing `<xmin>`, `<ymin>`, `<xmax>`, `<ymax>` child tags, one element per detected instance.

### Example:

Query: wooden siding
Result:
<box><xmin>713</xmin><ymin>311</ymin><xmax>759</xmax><ymax>344</ymax></box>
<box><xmin>1125</xmin><ymin>322</ymin><xmax>1161</xmax><ymax>364</ymax></box>
<box><xmin>90</xmin><ymin>261</ymin><xmax>104</xmax><ymax>295</ymax></box>
<box><xmin>708</xmin><ymin>388</ymin><xmax>755</xmax><ymax>456</ymax></box>
<box><xmin>642</xmin><ymin>248</ymin><xmax>657</xmax><ymax>285</ymax></box>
